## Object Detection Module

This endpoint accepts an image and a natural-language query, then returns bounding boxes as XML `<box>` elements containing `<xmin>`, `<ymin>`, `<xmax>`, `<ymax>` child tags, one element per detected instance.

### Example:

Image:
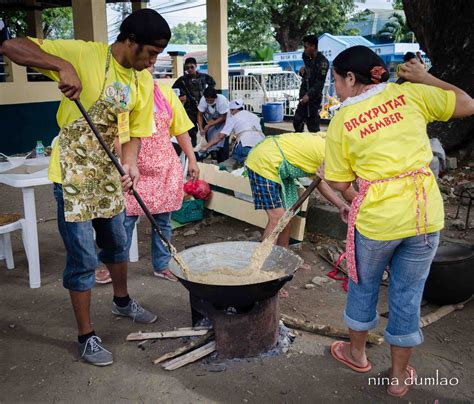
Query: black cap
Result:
<box><xmin>118</xmin><ymin>9</ymin><xmax>171</xmax><ymax>46</ymax></box>
<box><xmin>185</xmin><ymin>57</ymin><xmax>197</xmax><ymax>66</ymax></box>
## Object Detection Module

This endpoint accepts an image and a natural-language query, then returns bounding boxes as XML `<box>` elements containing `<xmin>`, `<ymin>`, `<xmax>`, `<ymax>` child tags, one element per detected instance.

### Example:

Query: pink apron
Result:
<box><xmin>345</xmin><ymin>167</ymin><xmax>431</xmax><ymax>283</ymax></box>
<box><xmin>125</xmin><ymin>83</ymin><xmax>184</xmax><ymax>216</ymax></box>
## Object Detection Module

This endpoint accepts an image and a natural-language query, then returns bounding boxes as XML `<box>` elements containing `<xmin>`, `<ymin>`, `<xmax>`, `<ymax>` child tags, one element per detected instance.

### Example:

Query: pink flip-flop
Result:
<box><xmin>154</xmin><ymin>270</ymin><xmax>178</xmax><ymax>282</ymax></box>
<box><xmin>387</xmin><ymin>365</ymin><xmax>417</xmax><ymax>397</ymax></box>
<box><xmin>278</xmin><ymin>288</ymin><xmax>289</xmax><ymax>298</ymax></box>
<box><xmin>95</xmin><ymin>268</ymin><xmax>112</xmax><ymax>285</ymax></box>
<box><xmin>330</xmin><ymin>341</ymin><xmax>372</xmax><ymax>373</ymax></box>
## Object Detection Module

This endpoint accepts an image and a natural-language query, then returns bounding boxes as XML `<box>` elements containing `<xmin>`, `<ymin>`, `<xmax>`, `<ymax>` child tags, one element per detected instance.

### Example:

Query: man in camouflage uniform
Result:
<box><xmin>172</xmin><ymin>57</ymin><xmax>216</xmax><ymax>146</ymax></box>
<box><xmin>293</xmin><ymin>34</ymin><xmax>329</xmax><ymax>133</ymax></box>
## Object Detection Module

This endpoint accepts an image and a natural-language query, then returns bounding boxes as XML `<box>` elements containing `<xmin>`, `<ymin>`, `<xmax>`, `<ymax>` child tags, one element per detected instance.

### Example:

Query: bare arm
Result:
<box><xmin>176</xmin><ymin>133</ymin><xmax>199</xmax><ymax>179</ymax></box>
<box><xmin>316</xmin><ymin>180</ymin><xmax>351</xmax><ymax>224</ymax></box>
<box><xmin>201</xmin><ymin>133</ymin><xmax>225</xmax><ymax>151</ymax></box>
<box><xmin>1</xmin><ymin>38</ymin><xmax>82</xmax><ymax>99</ymax></box>
<box><xmin>398</xmin><ymin>59</ymin><xmax>474</xmax><ymax>118</ymax></box>
<box><xmin>317</xmin><ymin>180</ymin><xmax>347</xmax><ymax>210</ymax></box>
<box><xmin>205</xmin><ymin>113</ymin><xmax>226</xmax><ymax>130</ymax></box>
<box><xmin>197</xmin><ymin>111</ymin><xmax>204</xmax><ymax>132</ymax></box>
<box><xmin>120</xmin><ymin>138</ymin><xmax>141</xmax><ymax>193</ymax></box>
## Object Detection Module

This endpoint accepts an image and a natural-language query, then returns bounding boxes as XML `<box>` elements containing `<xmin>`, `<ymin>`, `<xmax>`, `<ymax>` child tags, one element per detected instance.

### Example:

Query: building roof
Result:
<box><xmin>346</xmin><ymin>8</ymin><xmax>406</xmax><ymax>37</ymax></box>
<box><xmin>0</xmin><ymin>0</ymin><xmax>130</xmax><ymax>10</ymax></box>
<box><xmin>319</xmin><ymin>33</ymin><xmax>374</xmax><ymax>47</ymax></box>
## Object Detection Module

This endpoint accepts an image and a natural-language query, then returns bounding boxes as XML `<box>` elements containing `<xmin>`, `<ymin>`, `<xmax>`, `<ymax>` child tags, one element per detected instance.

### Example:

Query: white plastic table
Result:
<box><xmin>0</xmin><ymin>157</ymin><xmax>52</xmax><ymax>288</ymax></box>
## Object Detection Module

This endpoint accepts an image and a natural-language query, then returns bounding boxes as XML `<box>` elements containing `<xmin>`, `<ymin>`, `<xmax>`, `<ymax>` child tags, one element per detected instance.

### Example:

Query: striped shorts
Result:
<box><xmin>247</xmin><ymin>168</ymin><xmax>283</xmax><ymax>210</ymax></box>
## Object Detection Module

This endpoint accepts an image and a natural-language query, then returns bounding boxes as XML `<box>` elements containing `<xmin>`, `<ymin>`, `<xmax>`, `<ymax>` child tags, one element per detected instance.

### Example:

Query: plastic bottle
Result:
<box><xmin>35</xmin><ymin>140</ymin><xmax>45</xmax><ymax>158</ymax></box>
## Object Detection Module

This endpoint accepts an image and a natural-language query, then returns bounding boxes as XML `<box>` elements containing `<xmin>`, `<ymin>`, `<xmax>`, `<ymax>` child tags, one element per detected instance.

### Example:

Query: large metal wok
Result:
<box><xmin>169</xmin><ymin>241</ymin><xmax>303</xmax><ymax>307</ymax></box>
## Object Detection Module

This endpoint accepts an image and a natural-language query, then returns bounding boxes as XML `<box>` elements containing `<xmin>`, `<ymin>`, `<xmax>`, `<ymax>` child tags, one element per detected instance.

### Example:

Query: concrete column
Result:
<box><xmin>131</xmin><ymin>0</ymin><xmax>148</xmax><ymax>13</ymax></box>
<box><xmin>168</xmin><ymin>51</ymin><xmax>185</xmax><ymax>79</ymax></box>
<box><xmin>72</xmin><ymin>0</ymin><xmax>107</xmax><ymax>43</ymax></box>
<box><xmin>206</xmin><ymin>0</ymin><xmax>228</xmax><ymax>96</ymax></box>
<box><xmin>26</xmin><ymin>2</ymin><xmax>43</xmax><ymax>39</ymax></box>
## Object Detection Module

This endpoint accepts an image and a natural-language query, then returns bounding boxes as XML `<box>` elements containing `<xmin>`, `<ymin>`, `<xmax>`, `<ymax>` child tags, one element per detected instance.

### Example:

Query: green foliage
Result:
<box><xmin>228</xmin><ymin>0</ymin><xmax>355</xmax><ymax>52</ymax></box>
<box><xmin>0</xmin><ymin>8</ymin><xmax>73</xmax><ymax>39</ymax></box>
<box><xmin>250</xmin><ymin>47</ymin><xmax>274</xmax><ymax>61</ymax></box>
<box><xmin>392</xmin><ymin>0</ymin><xmax>404</xmax><ymax>10</ymax></box>
<box><xmin>172</xmin><ymin>21</ymin><xmax>207</xmax><ymax>45</ymax></box>
<box><xmin>43</xmin><ymin>8</ymin><xmax>73</xmax><ymax>39</ymax></box>
<box><xmin>377</xmin><ymin>12</ymin><xmax>414</xmax><ymax>43</ymax></box>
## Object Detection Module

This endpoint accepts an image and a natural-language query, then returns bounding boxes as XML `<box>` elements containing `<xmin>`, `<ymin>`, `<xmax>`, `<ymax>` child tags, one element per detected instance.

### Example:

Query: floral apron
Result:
<box><xmin>58</xmin><ymin>47</ymin><xmax>137</xmax><ymax>222</ymax></box>
<box><xmin>272</xmin><ymin>137</ymin><xmax>313</xmax><ymax>210</ymax></box>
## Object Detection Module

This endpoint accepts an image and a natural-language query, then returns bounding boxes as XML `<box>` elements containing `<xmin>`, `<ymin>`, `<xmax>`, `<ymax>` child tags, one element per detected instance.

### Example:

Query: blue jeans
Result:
<box><xmin>53</xmin><ymin>184</ymin><xmax>128</xmax><ymax>291</ymax></box>
<box><xmin>233</xmin><ymin>142</ymin><xmax>252</xmax><ymax>164</ymax></box>
<box><xmin>124</xmin><ymin>213</ymin><xmax>172</xmax><ymax>273</ymax></box>
<box><xmin>344</xmin><ymin>230</ymin><xmax>440</xmax><ymax>347</ymax></box>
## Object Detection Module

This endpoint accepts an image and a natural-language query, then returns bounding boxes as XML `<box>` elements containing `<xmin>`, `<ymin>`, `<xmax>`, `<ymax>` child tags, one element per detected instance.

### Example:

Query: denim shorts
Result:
<box><xmin>233</xmin><ymin>142</ymin><xmax>252</xmax><ymax>164</ymax></box>
<box><xmin>53</xmin><ymin>184</ymin><xmax>128</xmax><ymax>291</ymax></box>
<box><xmin>344</xmin><ymin>230</ymin><xmax>440</xmax><ymax>347</ymax></box>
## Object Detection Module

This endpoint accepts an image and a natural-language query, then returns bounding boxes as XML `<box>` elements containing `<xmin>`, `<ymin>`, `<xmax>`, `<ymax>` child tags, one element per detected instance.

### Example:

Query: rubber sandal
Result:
<box><xmin>330</xmin><ymin>341</ymin><xmax>372</xmax><ymax>373</ymax></box>
<box><xmin>387</xmin><ymin>365</ymin><xmax>417</xmax><ymax>397</ymax></box>
<box><xmin>154</xmin><ymin>270</ymin><xmax>178</xmax><ymax>282</ymax></box>
<box><xmin>298</xmin><ymin>262</ymin><xmax>312</xmax><ymax>271</ymax></box>
<box><xmin>278</xmin><ymin>288</ymin><xmax>289</xmax><ymax>298</ymax></box>
<box><xmin>95</xmin><ymin>268</ymin><xmax>112</xmax><ymax>285</ymax></box>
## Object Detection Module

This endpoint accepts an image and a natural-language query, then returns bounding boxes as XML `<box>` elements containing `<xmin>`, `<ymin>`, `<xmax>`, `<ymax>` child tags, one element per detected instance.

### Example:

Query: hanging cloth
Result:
<box><xmin>272</xmin><ymin>137</ymin><xmax>313</xmax><ymax>210</ymax></box>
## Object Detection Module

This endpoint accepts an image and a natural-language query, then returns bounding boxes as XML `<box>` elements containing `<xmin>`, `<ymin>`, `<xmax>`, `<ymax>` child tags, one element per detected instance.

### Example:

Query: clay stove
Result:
<box><xmin>190</xmin><ymin>293</ymin><xmax>280</xmax><ymax>359</ymax></box>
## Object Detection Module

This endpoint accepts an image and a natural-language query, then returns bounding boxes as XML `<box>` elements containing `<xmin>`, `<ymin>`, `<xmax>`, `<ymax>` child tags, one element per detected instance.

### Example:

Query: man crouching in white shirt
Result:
<box><xmin>199</xmin><ymin>99</ymin><xmax>265</xmax><ymax>168</ymax></box>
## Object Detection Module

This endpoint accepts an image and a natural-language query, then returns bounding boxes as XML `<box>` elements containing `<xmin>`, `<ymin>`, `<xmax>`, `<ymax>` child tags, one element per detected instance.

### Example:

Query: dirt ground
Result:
<box><xmin>1</xmin><ymin>183</ymin><xmax>473</xmax><ymax>403</ymax></box>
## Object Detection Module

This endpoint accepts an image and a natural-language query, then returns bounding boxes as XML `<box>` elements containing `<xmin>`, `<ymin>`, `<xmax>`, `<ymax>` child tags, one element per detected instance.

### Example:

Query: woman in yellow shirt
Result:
<box><xmin>324</xmin><ymin>46</ymin><xmax>474</xmax><ymax>397</ymax></box>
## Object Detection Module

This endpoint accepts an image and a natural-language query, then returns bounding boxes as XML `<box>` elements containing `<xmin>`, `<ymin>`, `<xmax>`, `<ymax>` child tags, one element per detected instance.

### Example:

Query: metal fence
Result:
<box><xmin>229</xmin><ymin>71</ymin><xmax>301</xmax><ymax>116</ymax></box>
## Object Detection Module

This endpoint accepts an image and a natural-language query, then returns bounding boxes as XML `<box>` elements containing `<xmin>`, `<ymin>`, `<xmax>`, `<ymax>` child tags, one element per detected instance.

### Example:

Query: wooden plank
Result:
<box><xmin>419</xmin><ymin>296</ymin><xmax>472</xmax><ymax>328</ymax></box>
<box><xmin>281</xmin><ymin>314</ymin><xmax>384</xmax><ymax>345</ymax></box>
<box><xmin>198</xmin><ymin>162</ymin><xmax>252</xmax><ymax>195</ymax></box>
<box><xmin>175</xmin><ymin>326</ymin><xmax>212</xmax><ymax>331</ymax></box>
<box><xmin>205</xmin><ymin>191</ymin><xmax>306</xmax><ymax>241</ymax></box>
<box><xmin>198</xmin><ymin>162</ymin><xmax>309</xmax><ymax>212</ymax></box>
<box><xmin>126</xmin><ymin>329</ymin><xmax>209</xmax><ymax>341</ymax></box>
<box><xmin>162</xmin><ymin>341</ymin><xmax>217</xmax><ymax>370</ymax></box>
<box><xmin>152</xmin><ymin>332</ymin><xmax>214</xmax><ymax>365</ymax></box>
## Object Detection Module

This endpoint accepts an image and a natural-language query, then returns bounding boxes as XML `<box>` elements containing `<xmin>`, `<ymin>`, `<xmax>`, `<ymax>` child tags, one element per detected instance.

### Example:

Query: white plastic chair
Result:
<box><xmin>0</xmin><ymin>218</ymin><xmax>29</xmax><ymax>270</ymax></box>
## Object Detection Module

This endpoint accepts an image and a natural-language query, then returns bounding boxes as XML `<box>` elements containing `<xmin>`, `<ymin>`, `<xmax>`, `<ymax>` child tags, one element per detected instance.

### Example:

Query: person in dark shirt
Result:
<box><xmin>293</xmin><ymin>34</ymin><xmax>329</xmax><ymax>132</ymax></box>
<box><xmin>172</xmin><ymin>57</ymin><xmax>216</xmax><ymax>146</ymax></box>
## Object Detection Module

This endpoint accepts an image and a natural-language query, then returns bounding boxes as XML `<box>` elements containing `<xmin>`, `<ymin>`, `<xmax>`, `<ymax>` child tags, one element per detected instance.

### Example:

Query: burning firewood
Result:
<box><xmin>161</xmin><ymin>341</ymin><xmax>216</xmax><ymax>370</ymax></box>
<box><xmin>152</xmin><ymin>332</ymin><xmax>215</xmax><ymax>365</ymax></box>
<box><xmin>126</xmin><ymin>328</ymin><xmax>209</xmax><ymax>341</ymax></box>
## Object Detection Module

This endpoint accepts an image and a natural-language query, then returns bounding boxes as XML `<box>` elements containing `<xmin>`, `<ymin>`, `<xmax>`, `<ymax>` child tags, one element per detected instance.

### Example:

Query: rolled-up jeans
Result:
<box><xmin>124</xmin><ymin>213</ymin><xmax>172</xmax><ymax>273</ymax></box>
<box><xmin>344</xmin><ymin>230</ymin><xmax>440</xmax><ymax>347</ymax></box>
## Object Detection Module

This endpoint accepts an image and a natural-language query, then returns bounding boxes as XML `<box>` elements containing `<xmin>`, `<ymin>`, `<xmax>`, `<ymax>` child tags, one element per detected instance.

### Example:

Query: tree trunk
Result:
<box><xmin>403</xmin><ymin>0</ymin><xmax>474</xmax><ymax>153</ymax></box>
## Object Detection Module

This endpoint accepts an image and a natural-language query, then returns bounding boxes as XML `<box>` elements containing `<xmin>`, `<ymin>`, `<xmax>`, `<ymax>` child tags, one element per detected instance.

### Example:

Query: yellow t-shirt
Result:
<box><xmin>28</xmin><ymin>38</ymin><xmax>154</xmax><ymax>183</ymax></box>
<box><xmin>246</xmin><ymin>132</ymin><xmax>326</xmax><ymax>183</ymax></box>
<box><xmin>325</xmin><ymin>82</ymin><xmax>455</xmax><ymax>240</ymax></box>
<box><xmin>155</xmin><ymin>83</ymin><xmax>194</xmax><ymax>136</ymax></box>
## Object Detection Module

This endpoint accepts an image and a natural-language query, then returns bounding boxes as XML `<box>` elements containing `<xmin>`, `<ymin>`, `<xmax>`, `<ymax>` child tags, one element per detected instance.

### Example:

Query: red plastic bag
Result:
<box><xmin>184</xmin><ymin>179</ymin><xmax>211</xmax><ymax>201</ymax></box>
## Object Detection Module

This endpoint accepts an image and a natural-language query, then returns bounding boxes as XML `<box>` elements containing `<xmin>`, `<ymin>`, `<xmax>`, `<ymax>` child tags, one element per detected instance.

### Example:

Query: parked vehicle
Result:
<box><xmin>228</xmin><ymin>62</ymin><xmax>301</xmax><ymax>117</ymax></box>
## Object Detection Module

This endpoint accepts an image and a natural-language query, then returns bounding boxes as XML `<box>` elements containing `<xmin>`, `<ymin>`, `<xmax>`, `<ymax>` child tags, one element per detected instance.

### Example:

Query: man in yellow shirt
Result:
<box><xmin>1</xmin><ymin>9</ymin><xmax>171</xmax><ymax>366</ymax></box>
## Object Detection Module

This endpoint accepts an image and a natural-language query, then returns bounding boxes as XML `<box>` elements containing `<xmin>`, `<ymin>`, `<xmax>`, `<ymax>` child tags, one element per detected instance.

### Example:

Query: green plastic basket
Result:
<box><xmin>172</xmin><ymin>199</ymin><xmax>205</xmax><ymax>224</ymax></box>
